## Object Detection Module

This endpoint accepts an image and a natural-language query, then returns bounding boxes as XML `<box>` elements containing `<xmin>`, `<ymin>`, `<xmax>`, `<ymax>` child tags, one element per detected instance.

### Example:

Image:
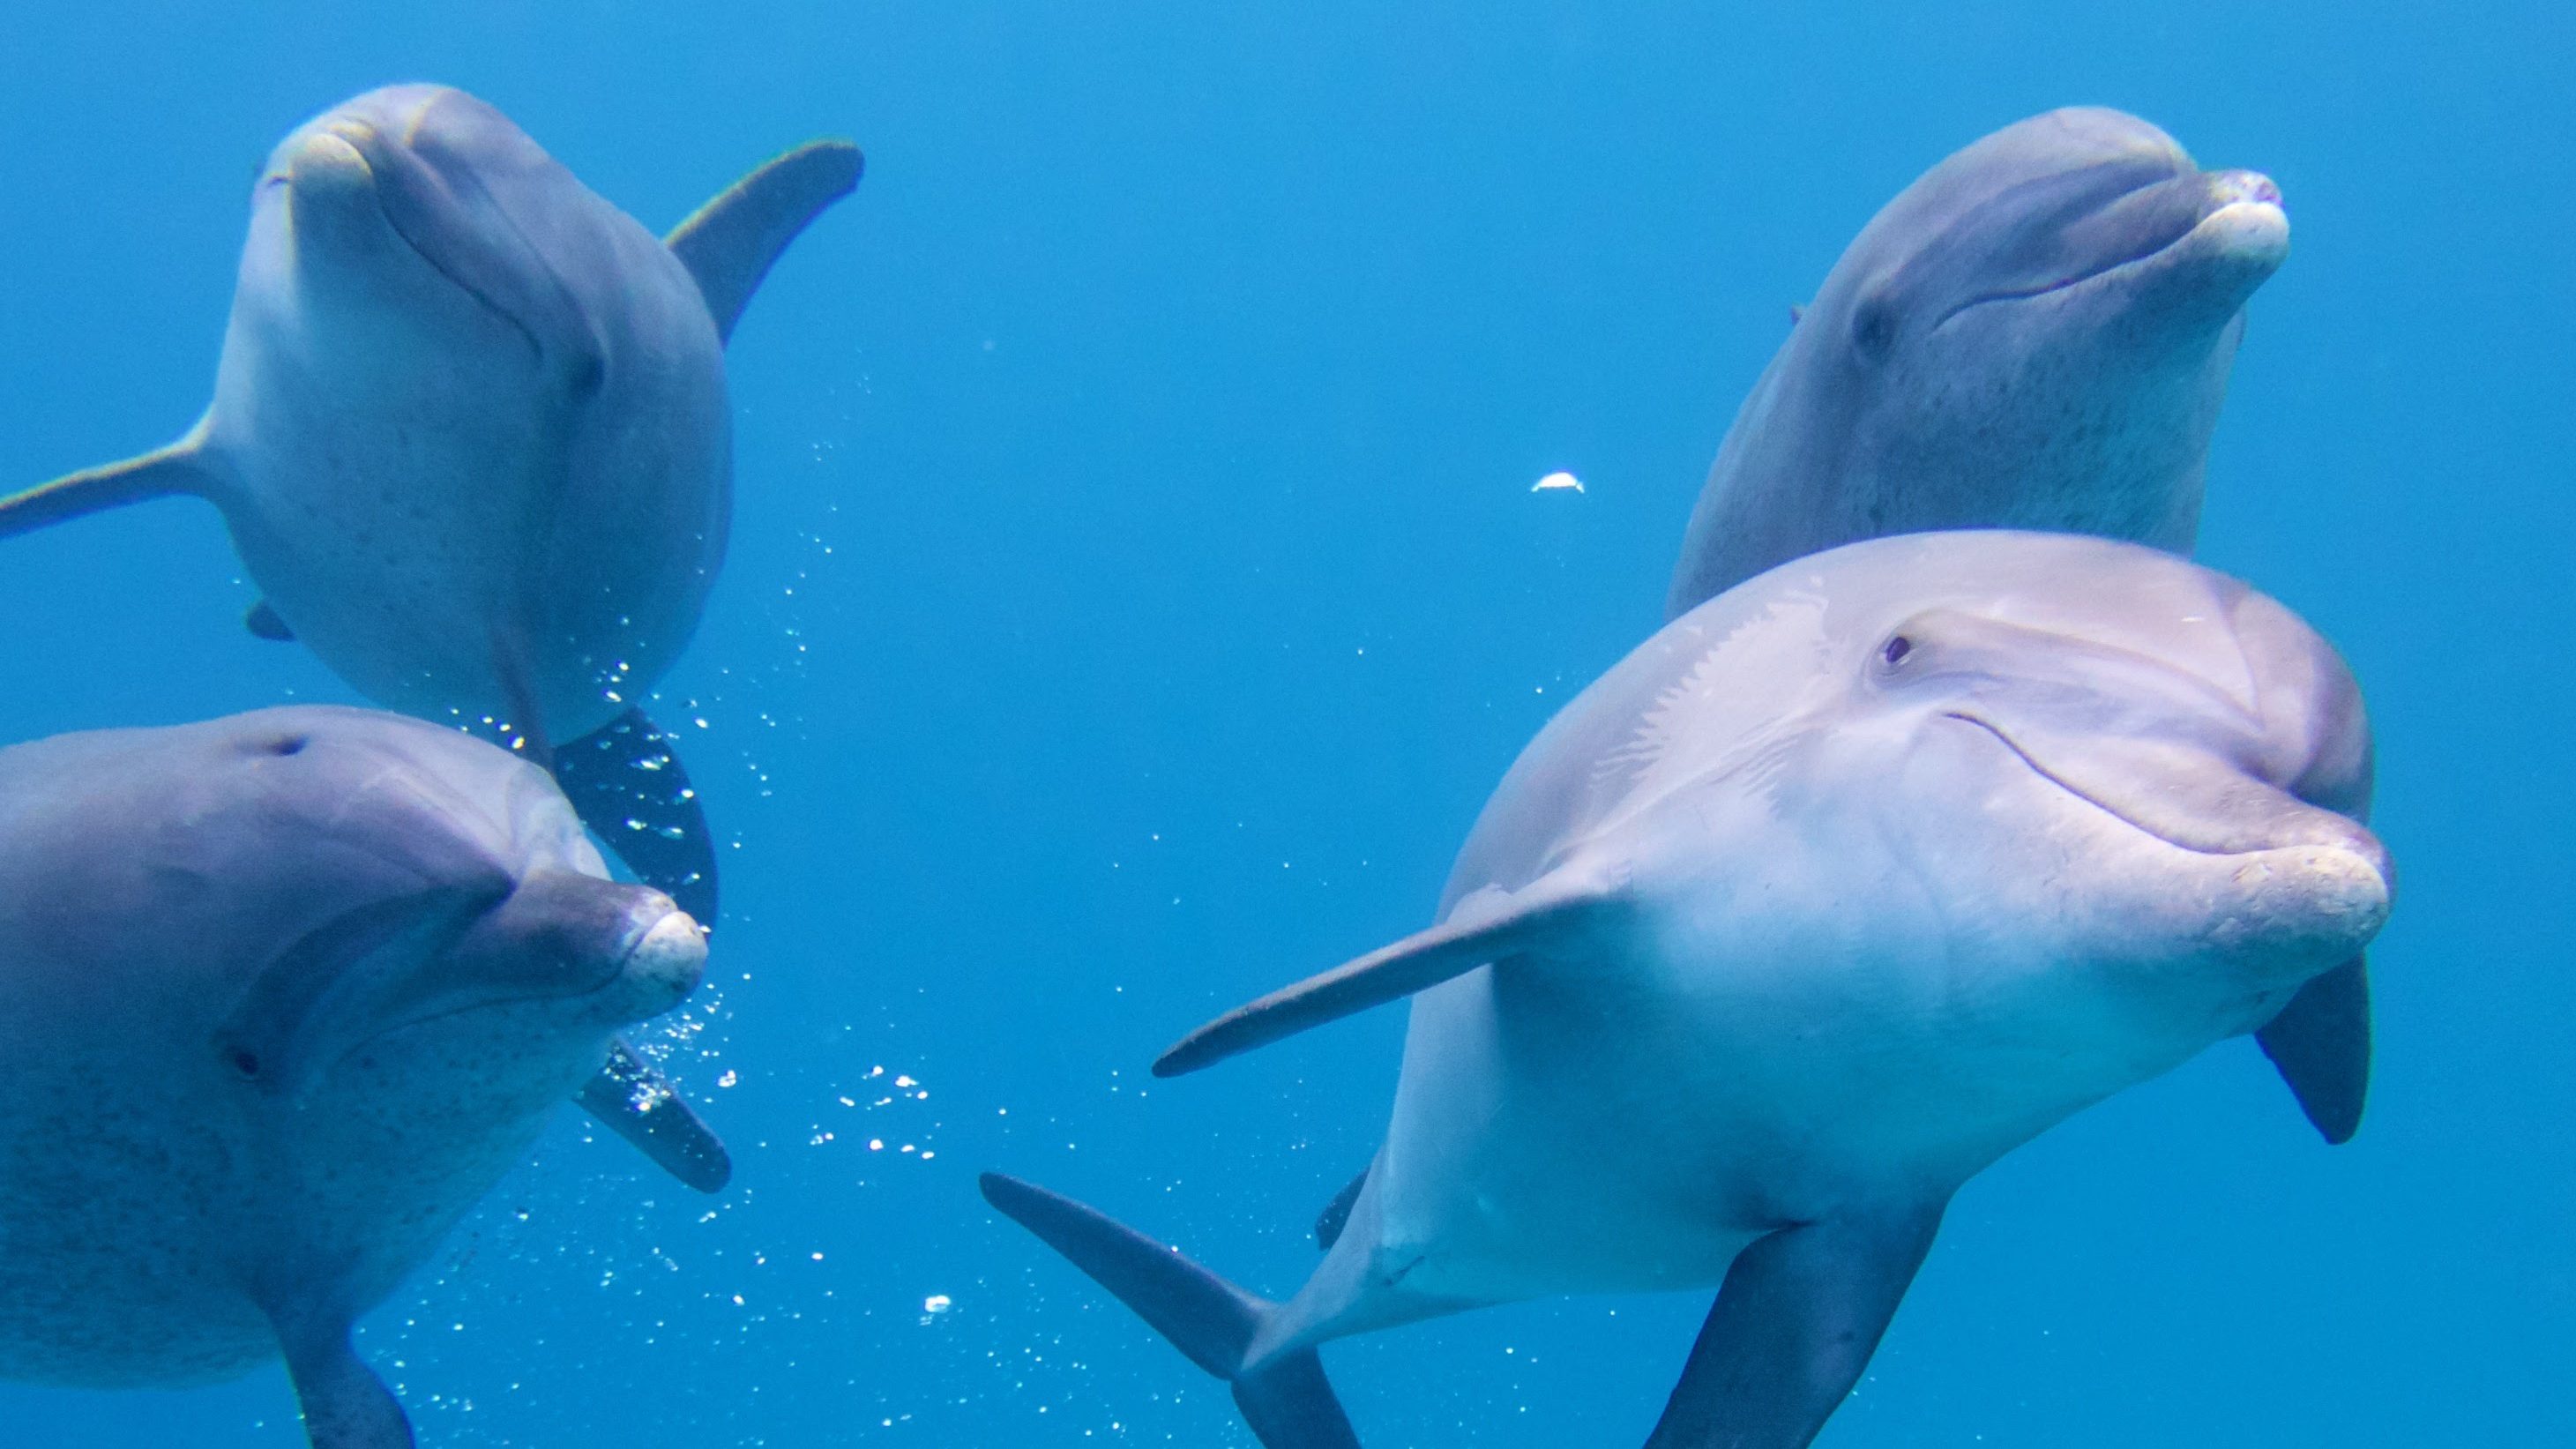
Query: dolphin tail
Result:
<box><xmin>553</xmin><ymin>706</ymin><xmax>720</xmax><ymax>925</ymax></box>
<box><xmin>0</xmin><ymin>429</ymin><xmax>220</xmax><ymax>541</ymax></box>
<box><xmin>2255</xmin><ymin>952</ymin><xmax>2371</xmax><ymax>1144</ymax></box>
<box><xmin>981</xmin><ymin>1172</ymin><xmax>1361</xmax><ymax>1449</ymax></box>
<box><xmin>667</xmin><ymin>138</ymin><xmax>863</xmax><ymax>345</ymax></box>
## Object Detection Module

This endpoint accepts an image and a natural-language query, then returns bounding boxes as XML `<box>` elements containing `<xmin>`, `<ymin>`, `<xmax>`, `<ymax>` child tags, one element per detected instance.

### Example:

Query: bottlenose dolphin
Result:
<box><xmin>0</xmin><ymin>706</ymin><xmax>711</xmax><ymax>1448</ymax></box>
<box><xmin>985</xmin><ymin>531</ymin><xmax>2391</xmax><ymax>1448</ymax></box>
<box><xmin>0</xmin><ymin>84</ymin><xmax>861</xmax><ymax>928</ymax></box>
<box><xmin>1667</xmin><ymin>108</ymin><xmax>2287</xmax><ymax>616</ymax></box>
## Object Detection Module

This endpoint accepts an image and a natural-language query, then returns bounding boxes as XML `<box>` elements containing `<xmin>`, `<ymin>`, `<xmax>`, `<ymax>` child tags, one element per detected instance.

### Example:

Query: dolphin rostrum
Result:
<box><xmin>985</xmin><ymin>531</ymin><xmax>2391</xmax><ymax>1448</ymax></box>
<box><xmin>0</xmin><ymin>84</ymin><xmax>860</xmax><ymax>930</ymax></box>
<box><xmin>0</xmin><ymin>706</ymin><xmax>713</xmax><ymax>1448</ymax></box>
<box><xmin>1667</xmin><ymin>108</ymin><xmax>2287</xmax><ymax>616</ymax></box>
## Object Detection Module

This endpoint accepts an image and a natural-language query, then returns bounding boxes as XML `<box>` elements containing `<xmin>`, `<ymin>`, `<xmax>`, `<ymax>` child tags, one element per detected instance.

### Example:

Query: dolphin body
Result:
<box><xmin>0</xmin><ymin>85</ymin><xmax>861</xmax><ymax>929</ymax></box>
<box><xmin>0</xmin><ymin>706</ymin><xmax>709</xmax><ymax>1448</ymax></box>
<box><xmin>1667</xmin><ymin>108</ymin><xmax>2288</xmax><ymax>617</ymax></box>
<box><xmin>985</xmin><ymin>532</ymin><xmax>2392</xmax><ymax>1449</ymax></box>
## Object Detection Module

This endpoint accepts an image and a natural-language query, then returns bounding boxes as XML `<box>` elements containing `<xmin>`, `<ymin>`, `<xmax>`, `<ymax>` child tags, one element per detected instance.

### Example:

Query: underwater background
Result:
<box><xmin>0</xmin><ymin>0</ymin><xmax>2568</xmax><ymax>1443</ymax></box>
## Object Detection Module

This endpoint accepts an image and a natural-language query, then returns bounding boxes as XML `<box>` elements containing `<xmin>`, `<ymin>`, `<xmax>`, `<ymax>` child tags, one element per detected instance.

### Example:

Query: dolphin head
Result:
<box><xmin>1840</xmin><ymin>109</ymin><xmax>2286</xmax><ymax>359</ymax></box>
<box><xmin>245</xmin><ymin>84</ymin><xmax>601</xmax><ymax>386</ymax></box>
<box><xmin>211</xmin><ymin>870</ymin><xmax>706</xmax><ymax>1109</ymax></box>
<box><xmin>1796</xmin><ymin>538</ymin><xmax>2386</xmax><ymax>1006</ymax></box>
<box><xmin>173</xmin><ymin>709</ymin><xmax>704</xmax><ymax>1117</ymax></box>
<box><xmin>1810</xmin><ymin>108</ymin><xmax>2287</xmax><ymax>537</ymax></box>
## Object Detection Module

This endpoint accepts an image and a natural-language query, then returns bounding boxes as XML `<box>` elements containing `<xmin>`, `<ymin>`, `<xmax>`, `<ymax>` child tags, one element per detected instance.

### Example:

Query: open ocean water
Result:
<box><xmin>0</xmin><ymin>1</ymin><xmax>2568</xmax><ymax>1444</ymax></box>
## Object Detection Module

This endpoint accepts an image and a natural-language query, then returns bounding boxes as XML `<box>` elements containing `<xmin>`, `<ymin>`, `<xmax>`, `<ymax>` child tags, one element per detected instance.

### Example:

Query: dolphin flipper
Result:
<box><xmin>553</xmin><ymin>707</ymin><xmax>720</xmax><ymax>926</ymax></box>
<box><xmin>1646</xmin><ymin>1203</ymin><xmax>1946</xmax><ymax>1449</ymax></box>
<box><xmin>981</xmin><ymin>1173</ymin><xmax>1360</xmax><ymax>1449</ymax></box>
<box><xmin>2255</xmin><ymin>953</ymin><xmax>2371</xmax><ymax>1145</ymax></box>
<box><xmin>1156</xmin><ymin>866</ymin><xmax>1623</xmax><ymax>1078</ymax></box>
<box><xmin>576</xmin><ymin>1035</ymin><xmax>732</xmax><ymax>1192</ymax></box>
<box><xmin>1314</xmin><ymin>1167</ymin><xmax>1368</xmax><ymax>1251</ymax></box>
<box><xmin>246</xmin><ymin>601</ymin><xmax>295</xmax><ymax>640</ymax></box>
<box><xmin>0</xmin><ymin>436</ymin><xmax>218</xmax><ymax>541</ymax></box>
<box><xmin>666</xmin><ymin>139</ymin><xmax>863</xmax><ymax>346</ymax></box>
<box><xmin>270</xmin><ymin>1310</ymin><xmax>414</xmax><ymax>1449</ymax></box>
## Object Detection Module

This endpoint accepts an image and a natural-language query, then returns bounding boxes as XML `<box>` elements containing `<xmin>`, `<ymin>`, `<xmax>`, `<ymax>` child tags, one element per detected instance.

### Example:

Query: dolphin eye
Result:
<box><xmin>1850</xmin><ymin>299</ymin><xmax>1897</xmax><ymax>360</ymax></box>
<box><xmin>228</xmin><ymin>1048</ymin><xmax>262</xmax><ymax>1079</ymax></box>
<box><xmin>1880</xmin><ymin>635</ymin><xmax>1915</xmax><ymax>668</ymax></box>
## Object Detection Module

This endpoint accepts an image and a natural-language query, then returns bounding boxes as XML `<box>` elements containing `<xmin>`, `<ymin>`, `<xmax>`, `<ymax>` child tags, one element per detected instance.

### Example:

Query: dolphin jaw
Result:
<box><xmin>1943</xmin><ymin>711</ymin><xmax>2392</xmax><ymax>967</ymax></box>
<box><xmin>1929</xmin><ymin>170</ymin><xmax>2288</xmax><ymax>338</ymax></box>
<box><xmin>329</xmin><ymin>898</ymin><xmax>706</xmax><ymax>1080</ymax></box>
<box><xmin>2199</xmin><ymin>841</ymin><xmax>2392</xmax><ymax>972</ymax></box>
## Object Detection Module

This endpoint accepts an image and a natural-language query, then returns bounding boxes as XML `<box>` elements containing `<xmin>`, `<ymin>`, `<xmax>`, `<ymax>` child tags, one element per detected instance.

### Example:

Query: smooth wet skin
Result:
<box><xmin>0</xmin><ymin>707</ymin><xmax>708</xmax><ymax>1448</ymax></box>
<box><xmin>1667</xmin><ymin>108</ymin><xmax>2289</xmax><ymax>616</ymax></box>
<box><xmin>987</xmin><ymin>532</ymin><xmax>2391</xmax><ymax>1448</ymax></box>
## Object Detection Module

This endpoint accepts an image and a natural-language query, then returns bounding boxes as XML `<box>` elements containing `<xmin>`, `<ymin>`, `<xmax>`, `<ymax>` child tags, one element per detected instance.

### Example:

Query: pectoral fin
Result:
<box><xmin>268</xmin><ymin>1308</ymin><xmax>414</xmax><ymax>1449</ymax></box>
<box><xmin>1313</xmin><ymin>1167</ymin><xmax>1368</xmax><ymax>1251</ymax></box>
<box><xmin>1154</xmin><ymin>864</ymin><xmax>1624</xmax><ymax>1078</ymax></box>
<box><xmin>2255</xmin><ymin>953</ymin><xmax>2371</xmax><ymax>1145</ymax></box>
<box><xmin>576</xmin><ymin>1035</ymin><xmax>732</xmax><ymax>1192</ymax></box>
<box><xmin>246</xmin><ymin>600</ymin><xmax>295</xmax><ymax>641</ymax></box>
<box><xmin>667</xmin><ymin>139</ymin><xmax>863</xmax><ymax>345</ymax></box>
<box><xmin>0</xmin><ymin>432</ymin><xmax>219</xmax><ymax>541</ymax></box>
<box><xmin>1646</xmin><ymin>1201</ymin><xmax>1946</xmax><ymax>1449</ymax></box>
<box><xmin>554</xmin><ymin>707</ymin><xmax>720</xmax><ymax>926</ymax></box>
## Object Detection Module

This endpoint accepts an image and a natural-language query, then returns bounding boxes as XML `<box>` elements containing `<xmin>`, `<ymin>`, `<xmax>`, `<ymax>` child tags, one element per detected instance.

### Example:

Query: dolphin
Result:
<box><xmin>0</xmin><ymin>706</ymin><xmax>712</xmax><ymax>1448</ymax></box>
<box><xmin>983</xmin><ymin>531</ymin><xmax>2391</xmax><ymax>1448</ymax></box>
<box><xmin>1667</xmin><ymin>107</ymin><xmax>2287</xmax><ymax>617</ymax></box>
<box><xmin>0</xmin><ymin>84</ymin><xmax>861</xmax><ymax>930</ymax></box>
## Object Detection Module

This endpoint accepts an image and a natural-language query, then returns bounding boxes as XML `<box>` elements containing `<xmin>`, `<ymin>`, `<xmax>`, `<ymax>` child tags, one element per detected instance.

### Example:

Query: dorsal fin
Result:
<box><xmin>0</xmin><ymin>430</ymin><xmax>220</xmax><ymax>542</ymax></box>
<box><xmin>665</xmin><ymin>139</ymin><xmax>863</xmax><ymax>345</ymax></box>
<box><xmin>1154</xmin><ymin>864</ymin><xmax>1624</xmax><ymax>1078</ymax></box>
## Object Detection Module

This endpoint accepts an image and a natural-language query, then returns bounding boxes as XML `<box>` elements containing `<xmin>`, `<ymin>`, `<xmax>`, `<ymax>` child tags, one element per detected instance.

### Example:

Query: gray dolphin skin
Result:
<box><xmin>1667</xmin><ymin>108</ymin><xmax>2288</xmax><ymax>618</ymax></box>
<box><xmin>0</xmin><ymin>706</ymin><xmax>710</xmax><ymax>1448</ymax></box>
<box><xmin>0</xmin><ymin>84</ymin><xmax>862</xmax><ymax>930</ymax></box>
<box><xmin>984</xmin><ymin>531</ymin><xmax>2391</xmax><ymax>1449</ymax></box>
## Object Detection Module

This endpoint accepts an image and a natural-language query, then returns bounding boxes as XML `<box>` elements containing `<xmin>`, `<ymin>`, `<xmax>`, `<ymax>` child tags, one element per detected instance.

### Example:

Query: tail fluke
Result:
<box><xmin>979</xmin><ymin>1172</ymin><xmax>1361</xmax><ymax>1449</ymax></box>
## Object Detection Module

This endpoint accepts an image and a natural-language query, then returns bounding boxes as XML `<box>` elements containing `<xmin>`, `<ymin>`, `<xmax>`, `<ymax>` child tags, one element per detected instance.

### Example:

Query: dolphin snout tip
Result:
<box><xmin>2228</xmin><ymin>833</ymin><xmax>2393</xmax><ymax>965</ymax></box>
<box><xmin>283</xmin><ymin>127</ymin><xmax>376</xmax><ymax>196</ymax></box>
<box><xmin>2209</xmin><ymin>168</ymin><xmax>2283</xmax><ymax>210</ymax></box>
<box><xmin>619</xmin><ymin>907</ymin><xmax>710</xmax><ymax>1011</ymax></box>
<box><xmin>2194</xmin><ymin>171</ymin><xmax>2290</xmax><ymax>268</ymax></box>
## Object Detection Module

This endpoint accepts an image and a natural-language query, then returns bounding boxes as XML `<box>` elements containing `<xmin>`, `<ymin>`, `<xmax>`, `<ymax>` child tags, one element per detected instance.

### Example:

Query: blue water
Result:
<box><xmin>1</xmin><ymin>2</ymin><xmax>2568</xmax><ymax>1444</ymax></box>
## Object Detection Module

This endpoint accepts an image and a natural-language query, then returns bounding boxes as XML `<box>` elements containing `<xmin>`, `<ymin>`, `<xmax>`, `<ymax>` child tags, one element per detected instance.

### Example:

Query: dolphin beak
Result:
<box><xmin>2106</xmin><ymin>168</ymin><xmax>2288</xmax><ymax>329</ymax></box>
<box><xmin>2180</xmin><ymin>168</ymin><xmax>2290</xmax><ymax>273</ymax></box>
<box><xmin>352</xmin><ymin>875</ymin><xmax>708</xmax><ymax>1058</ymax></box>
<box><xmin>280</xmin><ymin>129</ymin><xmax>382</xmax><ymax>243</ymax></box>
<box><xmin>602</xmin><ymin>906</ymin><xmax>710</xmax><ymax>1022</ymax></box>
<box><xmin>1951</xmin><ymin>713</ymin><xmax>2393</xmax><ymax>964</ymax></box>
<box><xmin>277</xmin><ymin>115</ymin><xmax>559</xmax><ymax>363</ymax></box>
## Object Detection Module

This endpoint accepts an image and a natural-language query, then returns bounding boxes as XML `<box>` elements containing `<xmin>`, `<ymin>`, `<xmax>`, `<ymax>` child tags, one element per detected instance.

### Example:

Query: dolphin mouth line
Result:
<box><xmin>1941</xmin><ymin>712</ymin><xmax>2271</xmax><ymax>858</ymax></box>
<box><xmin>326</xmin><ymin>911</ymin><xmax>687</xmax><ymax>1068</ymax></box>
<box><xmin>315</xmin><ymin>122</ymin><xmax>549</xmax><ymax>360</ymax></box>
<box><xmin>1931</xmin><ymin>190</ymin><xmax>2275</xmax><ymax>329</ymax></box>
